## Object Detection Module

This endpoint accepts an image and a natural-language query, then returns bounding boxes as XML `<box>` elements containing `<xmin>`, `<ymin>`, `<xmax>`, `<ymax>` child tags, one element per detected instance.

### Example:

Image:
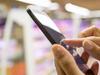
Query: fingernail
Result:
<box><xmin>83</xmin><ymin>40</ymin><xmax>93</xmax><ymax>50</ymax></box>
<box><xmin>52</xmin><ymin>44</ymin><xmax>65</xmax><ymax>59</ymax></box>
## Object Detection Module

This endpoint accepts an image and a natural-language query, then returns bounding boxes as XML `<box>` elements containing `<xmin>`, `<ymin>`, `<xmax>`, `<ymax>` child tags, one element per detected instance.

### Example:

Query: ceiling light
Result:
<box><xmin>65</xmin><ymin>3</ymin><xmax>90</xmax><ymax>16</ymax></box>
<box><xmin>17</xmin><ymin>0</ymin><xmax>53</xmax><ymax>7</ymax></box>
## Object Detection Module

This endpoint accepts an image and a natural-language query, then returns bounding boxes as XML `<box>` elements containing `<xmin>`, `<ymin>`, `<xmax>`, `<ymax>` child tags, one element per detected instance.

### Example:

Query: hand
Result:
<box><xmin>64</xmin><ymin>26</ymin><xmax>100</xmax><ymax>60</ymax></box>
<box><xmin>52</xmin><ymin>44</ymin><xmax>84</xmax><ymax>75</ymax></box>
<box><xmin>52</xmin><ymin>26</ymin><xmax>100</xmax><ymax>75</ymax></box>
<box><xmin>79</xmin><ymin>26</ymin><xmax>100</xmax><ymax>60</ymax></box>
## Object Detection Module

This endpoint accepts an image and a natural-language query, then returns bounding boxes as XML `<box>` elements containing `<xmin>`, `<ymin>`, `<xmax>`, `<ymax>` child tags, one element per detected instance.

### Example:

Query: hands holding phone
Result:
<box><xmin>27</xmin><ymin>7</ymin><xmax>99</xmax><ymax>75</ymax></box>
<box><xmin>52</xmin><ymin>26</ymin><xmax>100</xmax><ymax>75</ymax></box>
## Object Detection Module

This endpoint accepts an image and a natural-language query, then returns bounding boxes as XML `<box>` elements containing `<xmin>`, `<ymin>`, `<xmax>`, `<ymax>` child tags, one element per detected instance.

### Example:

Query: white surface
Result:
<box><xmin>65</xmin><ymin>3</ymin><xmax>90</xmax><ymax>16</ymax></box>
<box><xmin>27</xmin><ymin>5</ymin><xmax>61</xmax><ymax>33</ymax></box>
<box><xmin>4</xmin><ymin>8</ymin><xmax>36</xmax><ymax>75</ymax></box>
<box><xmin>17</xmin><ymin>0</ymin><xmax>54</xmax><ymax>7</ymax></box>
<box><xmin>33</xmin><ymin>12</ymin><xmax>61</xmax><ymax>33</ymax></box>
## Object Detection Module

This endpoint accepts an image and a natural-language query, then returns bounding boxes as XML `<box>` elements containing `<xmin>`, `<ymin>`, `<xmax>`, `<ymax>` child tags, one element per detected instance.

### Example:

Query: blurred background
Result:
<box><xmin>0</xmin><ymin>0</ymin><xmax>100</xmax><ymax>75</ymax></box>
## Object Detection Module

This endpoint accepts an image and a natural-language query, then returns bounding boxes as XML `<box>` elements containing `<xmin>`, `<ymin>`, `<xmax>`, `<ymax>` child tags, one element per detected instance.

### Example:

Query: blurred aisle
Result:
<box><xmin>0</xmin><ymin>0</ymin><xmax>100</xmax><ymax>75</ymax></box>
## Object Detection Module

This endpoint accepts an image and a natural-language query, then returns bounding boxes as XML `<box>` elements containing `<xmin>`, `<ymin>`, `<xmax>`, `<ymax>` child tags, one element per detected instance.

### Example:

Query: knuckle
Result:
<box><xmin>92</xmin><ymin>26</ymin><xmax>98</xmax><ymax>31</ymax></box>
<box><xmin>59</xmin><ymin>54</ymin><xmax>75</xmax><ymax>66</ymax></box>
<box><xmin>79</xmin><ymin>32</ymin><xmax>86</xmax><ymax>37</ymax></box>
<box><xmin>61</xmin><ymin>57</ymin><xmax>74</xmax><ymax>66</ymax></box>
<box><xmin>78</xmin><ymin>32</ymin><xmax>84</xmax><ymax>37</ymax></box>
<box><xmin>58</xmin><ymin>54</ymin><xmax>66</xmax><ymax>59</ymax></box>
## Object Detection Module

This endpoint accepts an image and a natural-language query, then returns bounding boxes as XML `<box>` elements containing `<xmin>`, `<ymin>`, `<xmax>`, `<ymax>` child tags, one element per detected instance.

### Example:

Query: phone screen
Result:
<box><xmin>31</xmin><ymin>11</ymin><xmax>61</xmax><ymax>33</ymax></box>
<box><xmin>27</xmin><ymin>8</ymin><xmax>65</xmax><ymax>44</ymax></box>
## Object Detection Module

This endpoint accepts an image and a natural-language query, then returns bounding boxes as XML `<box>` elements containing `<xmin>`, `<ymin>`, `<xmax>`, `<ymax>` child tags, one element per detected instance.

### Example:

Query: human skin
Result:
<box><xmin>52</xmin><ymin>26</ymin><xmax>100</xmax><ymax>75</ymax></box>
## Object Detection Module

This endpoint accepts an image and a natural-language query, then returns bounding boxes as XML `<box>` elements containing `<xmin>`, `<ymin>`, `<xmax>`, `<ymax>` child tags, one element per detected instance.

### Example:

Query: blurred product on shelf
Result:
<box><xmin>0</xmin><ymin>0</ymin><xmax>100</xmax><ymax>75</ymax></box>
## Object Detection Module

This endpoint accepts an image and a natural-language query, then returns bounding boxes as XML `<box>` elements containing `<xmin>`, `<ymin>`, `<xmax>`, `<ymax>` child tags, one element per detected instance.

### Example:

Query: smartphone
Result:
<box><xmin>27</xmin><ymin>5</ymin><xmax>94</xmax><ymax>75</ymax></box>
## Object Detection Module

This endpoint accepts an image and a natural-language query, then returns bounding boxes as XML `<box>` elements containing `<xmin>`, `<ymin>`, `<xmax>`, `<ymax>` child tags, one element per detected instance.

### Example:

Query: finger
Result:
<box><xmin>81</xmin><ymin>51</ymin><xmax>89</xmax><ymax>64</ymax></box>
<box><xmin>83</xmin><ymin>40</ymin><xmax>100</xmax><ymax>60</ymax></box>
<box><xmin>61</xmin><ymin>39</ymin><xmax>89</xmax><ymax>64</ymax></box>
<box><xmin>79</xmin><ymin>26</ymin><xmax>100</xmax><ymax>37</ymax></box>
<box><xmin>91</xmin><ymin>61</ymin><xmax>99</xmax><ymax>75</ymax></box>
<box><xmin>63</xmin><ymin>39</ymin><xmax>83</xmax><ymax>47</ymax></box>
<box><xmin>63</xmin><ymin>37</ymin><xmax>100</xmax><ymax>47</ymax></box>
<box><xmin>52</xmin><ymin>44</ymin><xmax>84</xmax><ymax>75</ymax></box>
<box><xmin>86</xmin><ymin>37</ymin><xmax>100</xmax><ymax>46</ymax></box>
<box><xmin>55</xmin><ymin>59</ymin><xmax>66</xmax><ymax>75</ymax></box>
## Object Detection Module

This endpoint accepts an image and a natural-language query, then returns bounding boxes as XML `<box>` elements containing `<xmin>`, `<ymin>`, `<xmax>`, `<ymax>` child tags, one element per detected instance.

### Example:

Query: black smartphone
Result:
<box><xmin>27</xmin><ymin>5</ymin><xmax>94</xmax><ymax>75</ymax></box>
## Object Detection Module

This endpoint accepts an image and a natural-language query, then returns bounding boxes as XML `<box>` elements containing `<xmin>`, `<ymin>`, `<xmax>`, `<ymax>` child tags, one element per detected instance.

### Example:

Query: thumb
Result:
<box><xmin>52</xmin><ymin>44</ymin><xmax>84</xmax><ymax>75</ymax></box>
<box><xmin>83</xmin><ymin>40</ymin><xmax>100</xmax><ymax>60</ymax></box>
